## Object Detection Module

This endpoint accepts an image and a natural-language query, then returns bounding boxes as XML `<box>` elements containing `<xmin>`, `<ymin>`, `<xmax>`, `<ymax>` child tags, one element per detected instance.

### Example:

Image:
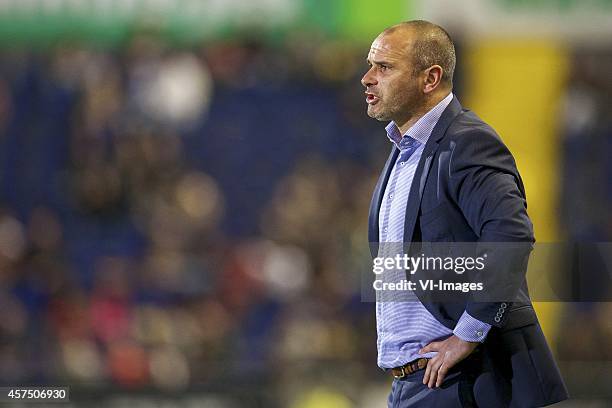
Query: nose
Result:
<box><xmin>361</xmin><ymin>66</ymin><xmax>377</xmax><ymax>88</ymax></box>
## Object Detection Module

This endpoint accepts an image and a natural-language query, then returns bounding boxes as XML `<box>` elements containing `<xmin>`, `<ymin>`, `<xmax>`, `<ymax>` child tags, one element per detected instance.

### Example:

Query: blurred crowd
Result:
<box><xmin>0</xmin><ymin>33</ymin><xmax>389</xmax><ymax>405</ymax></box>
<box><xmin>555</xmin><ymin>47</ymin><xmax>612</xmax><ymax>367</ymax></box>
<box><xmin>0</xmin><ymin>33</ymin><xmax>610</xmax><ymax>405</ymax></box>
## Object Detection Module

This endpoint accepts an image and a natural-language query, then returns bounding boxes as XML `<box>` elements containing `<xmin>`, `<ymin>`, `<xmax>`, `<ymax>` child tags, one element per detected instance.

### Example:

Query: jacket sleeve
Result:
<box><xmin>448</xmin><ymin>126</ymin><xmax>535</xmax><ymax>328</ymax></box>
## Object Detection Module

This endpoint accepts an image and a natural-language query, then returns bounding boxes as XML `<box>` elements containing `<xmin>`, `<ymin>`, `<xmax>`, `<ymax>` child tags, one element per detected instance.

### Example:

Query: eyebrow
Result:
<box><xmin>367</xmin><ymin>59</ymin><xmax>392</xmax><ymax>66</ymax></box>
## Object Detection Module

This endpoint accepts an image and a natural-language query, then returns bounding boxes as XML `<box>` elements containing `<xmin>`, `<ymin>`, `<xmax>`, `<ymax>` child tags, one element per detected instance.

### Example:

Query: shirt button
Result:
<box><xmin>400</xmin><ymin>162</ymin><xmax>406</xmax><ymax>166</ymax></box>
<box><xmin>389</xmin><ymin>193</ymin><xmax>394</xmax><ymax>199</ymax></box>
<box><xmin>383</xmin><ymin>228</ymin><xmax>388</xmax><ymax>233</ymax></box>
<box><xmin>476</xmin><ymin>330</ymin><xmax>483</xmax><ymax>337</ymax></box>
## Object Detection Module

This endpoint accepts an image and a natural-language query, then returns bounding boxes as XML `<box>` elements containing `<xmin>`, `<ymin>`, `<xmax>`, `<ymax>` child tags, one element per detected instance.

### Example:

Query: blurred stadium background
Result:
<box><xmin>0</xmin><ymin>0</ymin><xmax>610</xmax><ymax>406</ymax></box>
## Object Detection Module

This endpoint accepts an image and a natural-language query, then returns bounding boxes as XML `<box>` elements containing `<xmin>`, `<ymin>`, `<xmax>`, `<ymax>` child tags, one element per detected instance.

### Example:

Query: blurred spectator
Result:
<box><xmin>0</xmin><ymin>35</ymin><xmax>379</xmax><ymax>404</ymax></box>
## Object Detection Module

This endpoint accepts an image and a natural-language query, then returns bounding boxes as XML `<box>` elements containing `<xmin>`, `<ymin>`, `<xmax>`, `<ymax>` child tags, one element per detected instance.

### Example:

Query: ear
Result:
<box><xmin>423</xmin><ymin>65</ymin><xmax>444</xmax><ymax>94</ymax></box>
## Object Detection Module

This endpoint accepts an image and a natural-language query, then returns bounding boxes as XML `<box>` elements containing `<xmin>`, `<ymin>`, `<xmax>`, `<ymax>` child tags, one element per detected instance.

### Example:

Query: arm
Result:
<box><xmin>449</xmin><ymin>127</ymin><xmax>534</xmax><ymax>326</ymax></box>
<box><xmin>422</xmin><ymin>126</ymin><xmax>534</xmax><ymax>388</ymax></box>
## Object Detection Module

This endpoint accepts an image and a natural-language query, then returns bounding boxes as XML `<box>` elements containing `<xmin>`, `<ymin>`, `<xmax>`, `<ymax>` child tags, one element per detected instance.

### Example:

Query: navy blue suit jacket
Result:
<box><xmin>368</xmin><ymin>97</ymin><xmax>568</xmax><ymax>406</ymax></box>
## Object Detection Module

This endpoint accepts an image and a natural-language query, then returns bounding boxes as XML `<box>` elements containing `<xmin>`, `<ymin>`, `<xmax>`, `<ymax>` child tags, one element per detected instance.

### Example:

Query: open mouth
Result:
<box><xmin>365</xmin><ymin>92</ymin><xmax>380</xmax><ymax>105</ymax></box>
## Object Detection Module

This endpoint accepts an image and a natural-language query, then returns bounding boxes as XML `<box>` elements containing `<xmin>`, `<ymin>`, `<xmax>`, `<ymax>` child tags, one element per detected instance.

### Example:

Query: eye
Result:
<box><xmin>379</xmin><ymin>64</ymin><xmax>389</xmax><ymax>71</ymax></box>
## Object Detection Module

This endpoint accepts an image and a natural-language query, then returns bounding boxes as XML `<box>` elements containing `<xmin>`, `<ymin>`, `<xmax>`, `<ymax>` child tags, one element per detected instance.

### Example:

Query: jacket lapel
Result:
<box><xmin>402</xmin><ymin>97</ymin><xmax>463</xmax><ymax>243</ymax></box>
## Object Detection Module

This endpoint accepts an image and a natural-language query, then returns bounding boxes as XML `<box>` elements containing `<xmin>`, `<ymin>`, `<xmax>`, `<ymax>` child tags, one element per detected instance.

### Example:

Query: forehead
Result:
<box><xmin>368</xmin><ymin>31</ymin><xmax>413</xmax><ymax>62</ymax></box>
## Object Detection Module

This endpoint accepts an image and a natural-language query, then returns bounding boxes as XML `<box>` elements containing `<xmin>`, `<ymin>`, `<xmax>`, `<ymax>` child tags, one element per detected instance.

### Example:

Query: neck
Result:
<box><xmin>395</xmin><ymin>90</ymin><xmax>450</xmax><ymax>135</ymax></box>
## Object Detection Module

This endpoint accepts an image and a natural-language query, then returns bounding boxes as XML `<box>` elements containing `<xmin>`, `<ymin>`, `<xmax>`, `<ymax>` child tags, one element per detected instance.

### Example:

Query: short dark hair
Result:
<box><xmin>385</xmin><ymin>20</ymin><xmax>456</xmax><ymax>86</ymax></box>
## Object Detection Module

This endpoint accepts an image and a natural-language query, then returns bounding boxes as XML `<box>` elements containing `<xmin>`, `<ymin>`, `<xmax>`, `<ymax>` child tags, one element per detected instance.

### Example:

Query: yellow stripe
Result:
<box><xmin>463</xmin><ymin>39</ymin><xmax>569</xmax><ymax>350</ymax></box>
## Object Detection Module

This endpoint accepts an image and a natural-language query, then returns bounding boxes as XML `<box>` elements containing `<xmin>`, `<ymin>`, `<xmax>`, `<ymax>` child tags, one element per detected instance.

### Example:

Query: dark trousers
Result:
<box><xmin>387</xmin><ymin>355</ymin><xmax>480</xmax><ymax>408</ymax></box>
<box><xmin>387</xmin><ymin>369</ymin><xmax>478</xmax><ymax>408</ymax></box>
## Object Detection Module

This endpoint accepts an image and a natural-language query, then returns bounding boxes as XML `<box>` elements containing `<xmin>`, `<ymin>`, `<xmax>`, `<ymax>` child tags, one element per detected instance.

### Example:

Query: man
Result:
<box><xmin>363</xmin><ymin>20</ymin><xmax>568</xmax><ymax>407</ymax></box>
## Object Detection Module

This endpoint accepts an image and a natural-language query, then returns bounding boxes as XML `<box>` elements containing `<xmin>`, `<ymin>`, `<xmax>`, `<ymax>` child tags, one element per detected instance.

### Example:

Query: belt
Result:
<box><xmin>391</xmin><ymin>358</ymin><xmax>428</xmax><ymax>379</ymax></box>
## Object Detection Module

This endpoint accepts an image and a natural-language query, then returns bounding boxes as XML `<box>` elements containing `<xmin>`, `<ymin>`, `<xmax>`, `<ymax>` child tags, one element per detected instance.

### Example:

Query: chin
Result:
<box><xmin>370</xmin><ymin>112</ymin><xmax>389</xmax><ymax>122</ymax></box>
<box><xmin>367</xmin><ymin>107</ymin><xmax>387</xmax><ymax>121</ymax></box>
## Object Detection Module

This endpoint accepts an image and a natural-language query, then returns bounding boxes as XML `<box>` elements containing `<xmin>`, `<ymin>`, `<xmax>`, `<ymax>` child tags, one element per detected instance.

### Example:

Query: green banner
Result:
<box><xmin>301</xmin><ymin>0</ymin><xmax>409</xmax><ymax>41</ymax></box>
<box><xmin>0</xmin><ymin>0</ymin><xmax>413</xmax><ymax>46</ymax></box>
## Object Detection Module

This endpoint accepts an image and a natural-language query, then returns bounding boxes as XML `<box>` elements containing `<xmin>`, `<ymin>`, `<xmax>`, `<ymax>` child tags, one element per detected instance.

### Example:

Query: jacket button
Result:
<box><xmin>494</xmin><ymin>316</ymin><xmax>501</xmax><ymax>323</ymax></box>
<box><xmin>501</xmin><ymin>303</ymin><xmax>507</xmax><ymax>308</ymax></box>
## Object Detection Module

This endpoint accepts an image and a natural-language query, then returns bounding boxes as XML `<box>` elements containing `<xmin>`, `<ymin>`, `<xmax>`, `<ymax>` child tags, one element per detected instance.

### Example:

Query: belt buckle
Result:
<box><xmin>393</xmin><ymin>366</ymin><xmax>406</xmax><ymax>379</ymax></box>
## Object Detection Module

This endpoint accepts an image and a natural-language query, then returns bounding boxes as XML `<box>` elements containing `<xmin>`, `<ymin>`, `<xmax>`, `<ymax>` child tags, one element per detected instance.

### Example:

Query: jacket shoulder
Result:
<box><xmin>446</xmin><ymin>109</ymin><xmax>505</xmax><ymax>146</ymax></box>
<box><xmin>443</xmin><ymin>109</ymin><xmax>518</xmax><ymax>169</ymax></box>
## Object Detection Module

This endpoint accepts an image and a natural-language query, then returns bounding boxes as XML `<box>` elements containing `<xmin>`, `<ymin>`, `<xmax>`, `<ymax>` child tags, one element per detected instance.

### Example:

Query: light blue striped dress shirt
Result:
<box><xmin>376</xmin><ymin>93</ymin><xmax>491</xmax><ymax>369</ymax></box>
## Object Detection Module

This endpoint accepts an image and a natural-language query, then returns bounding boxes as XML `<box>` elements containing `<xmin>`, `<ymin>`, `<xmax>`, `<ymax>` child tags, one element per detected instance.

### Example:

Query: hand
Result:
<box><xmin>420</xmin><ymin>335</ymin><xmax>479</xmax><ymax>388</ymax></box>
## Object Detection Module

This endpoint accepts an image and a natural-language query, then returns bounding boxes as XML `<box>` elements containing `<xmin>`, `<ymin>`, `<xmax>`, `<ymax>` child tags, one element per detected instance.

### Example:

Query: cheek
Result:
<box><xmin>382</xmin><ymin>77</ymin><xmax>405</xmax><ymax>97</ymax></box>
<box><xmin>383</xmin><ymin>85</ymin><xmax>404</xmax><ymax>104</ymax></box>
<box><xmin>395</xmin><ymin>82</ymin><xmax>419</xmax><ymax>102</ymax></box>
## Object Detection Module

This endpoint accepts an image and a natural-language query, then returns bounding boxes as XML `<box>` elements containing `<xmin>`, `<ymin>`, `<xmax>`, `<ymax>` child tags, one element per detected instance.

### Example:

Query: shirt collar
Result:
<box><xmin>385</xmin><ymin>92</ymin><xmax>454</xmax><ymax>150</ymax></box>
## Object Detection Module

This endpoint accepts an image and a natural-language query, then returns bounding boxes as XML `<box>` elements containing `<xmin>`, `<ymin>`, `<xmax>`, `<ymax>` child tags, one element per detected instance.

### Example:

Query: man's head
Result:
<box><xmin>361</xmin><ymin>20</ymin><xmax>456</xmax><ymax>132</ymax></box>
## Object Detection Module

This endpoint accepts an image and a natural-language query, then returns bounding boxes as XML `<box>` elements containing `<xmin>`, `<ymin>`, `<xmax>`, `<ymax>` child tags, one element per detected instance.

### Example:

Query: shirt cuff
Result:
<box><xmin>453</xmin><ymin>310</ymin><xmax>491</xmax><ymax>343</ymax></box>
